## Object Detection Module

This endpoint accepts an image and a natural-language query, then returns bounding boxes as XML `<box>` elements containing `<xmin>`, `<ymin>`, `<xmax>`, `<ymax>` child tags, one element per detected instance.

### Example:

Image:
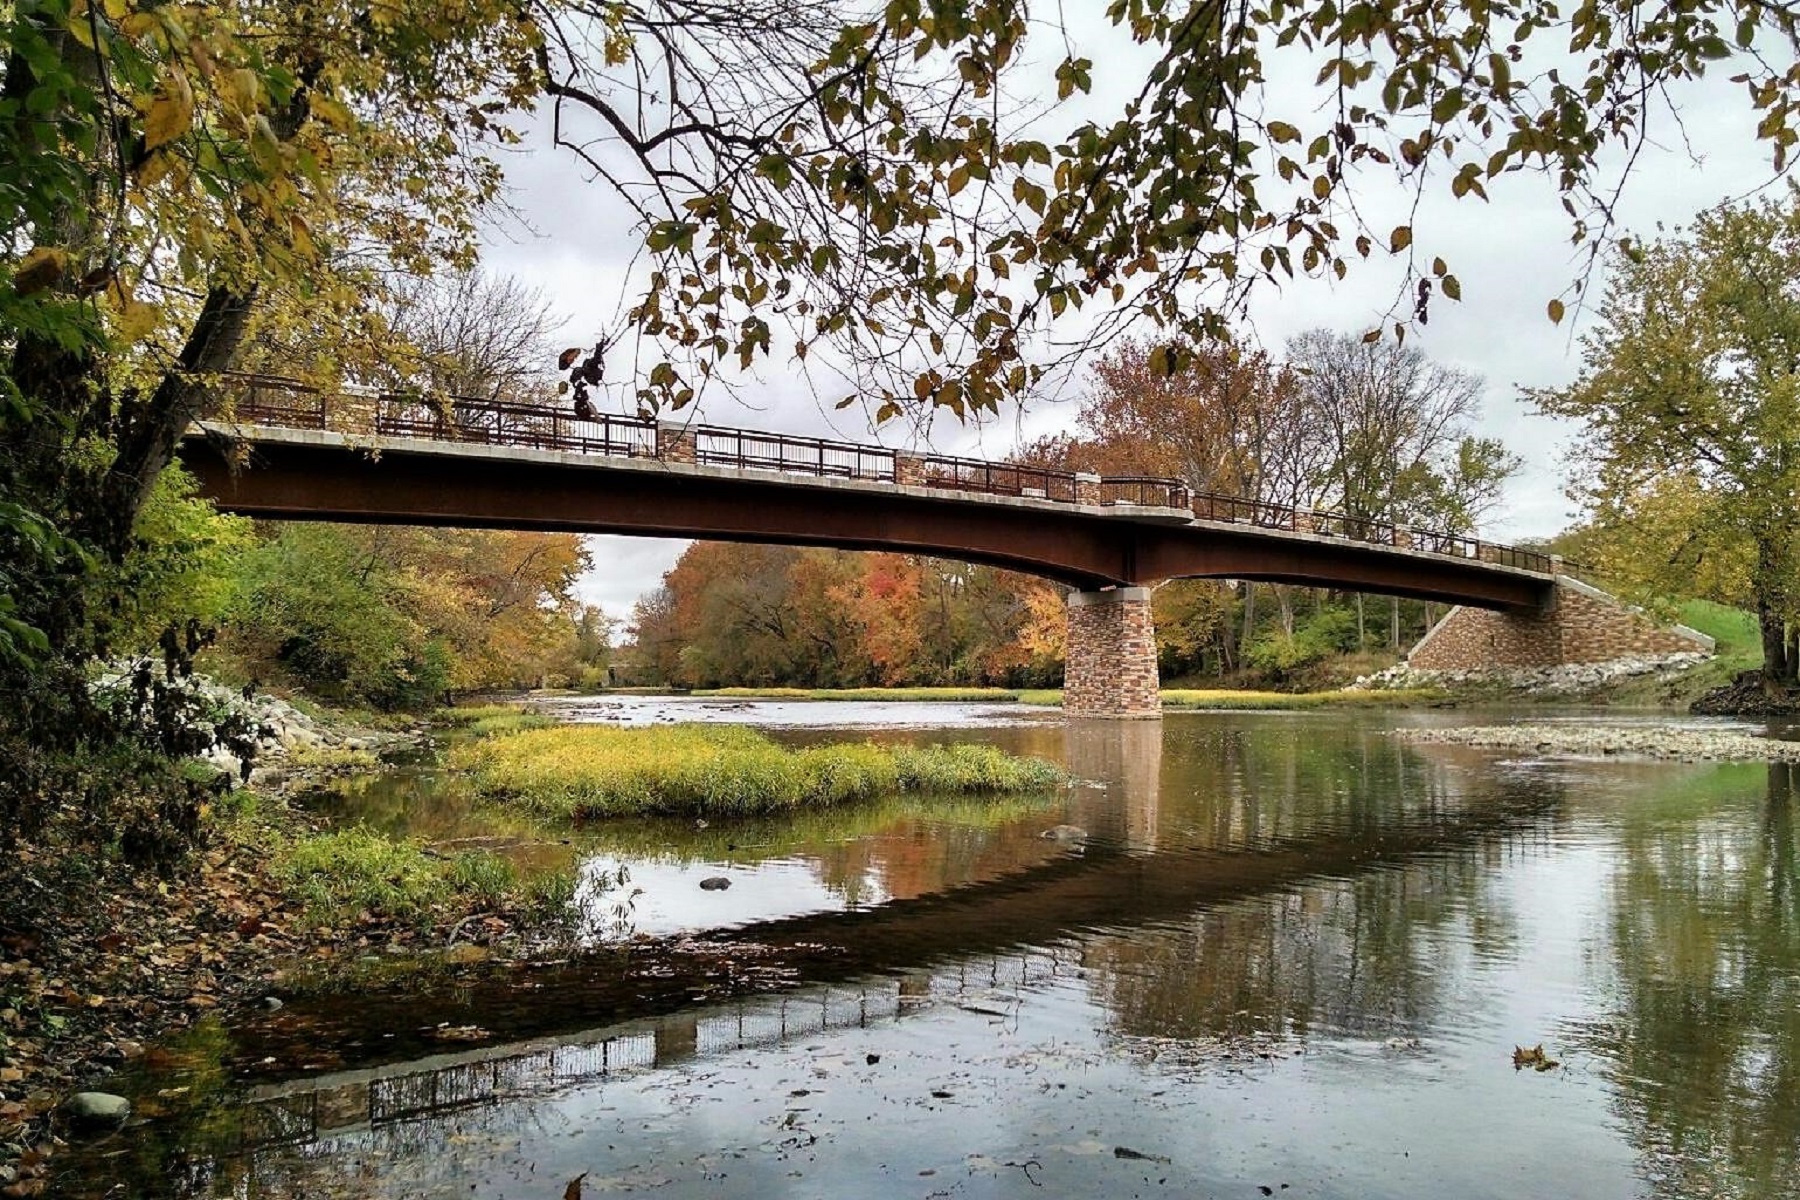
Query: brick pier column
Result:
<box><xmin>1064</xmin><ymin>587</ymin><xmax>1161</xmax><ymax>719</ymax></box>
<box><xmin>657</xmin><ymin>422</ymin><xmax>697</xmax><ymax>464</ymax></box>
<box><xmin>1074</xmin><ymin>472</ymin><xmax>1103</xmax><ymax>506</ymax></box>
<box><xmin>896</xmin><ymin>453</ymin><xmax>927</xmax><ymax>488</ymax></box>
<box><xmin>331</xmin><ymin>391</ymin><xmax>378</xmax><ymax>437</ymax></box>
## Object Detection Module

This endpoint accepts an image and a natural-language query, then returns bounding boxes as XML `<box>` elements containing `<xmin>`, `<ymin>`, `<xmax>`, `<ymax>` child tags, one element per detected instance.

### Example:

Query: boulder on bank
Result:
<box><xmin>699</xmin><ymin>876</ymin><xmax>732</xmax><ymax>891</ymax></box>
<box><xmin>63</xmin><ymin>1091</ymin><xmax>131</xmax><ymax>1128</ymax></box>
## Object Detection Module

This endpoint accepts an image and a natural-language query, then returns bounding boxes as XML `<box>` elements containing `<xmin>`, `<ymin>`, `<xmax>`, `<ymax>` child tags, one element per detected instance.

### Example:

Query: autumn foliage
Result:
<box><xmin>625</xmin><ymin>544</ymin><xmax>1064</xmax><ymax>690</ymax></box>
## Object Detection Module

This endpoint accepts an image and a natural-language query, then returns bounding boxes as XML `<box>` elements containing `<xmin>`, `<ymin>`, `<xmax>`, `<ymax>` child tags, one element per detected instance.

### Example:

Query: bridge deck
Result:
<box><xmin>179</xmin><ymin>378</ymin><xmax>1557</xmax><ymax>610</ymax></box>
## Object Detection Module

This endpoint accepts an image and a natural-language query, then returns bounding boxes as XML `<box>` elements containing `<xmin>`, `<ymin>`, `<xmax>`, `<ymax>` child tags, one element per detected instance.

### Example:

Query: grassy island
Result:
<box><xmin>451</xmin><ymin>724</ymin><xmax>1064</xmax><ymax>819</ymax></box>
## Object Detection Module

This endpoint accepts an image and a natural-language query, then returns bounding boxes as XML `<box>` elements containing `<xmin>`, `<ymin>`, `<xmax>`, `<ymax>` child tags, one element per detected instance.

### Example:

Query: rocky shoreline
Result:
<box><xmin>1353</xmin><ymin>651</ymin><xmax>1711</xmax><ymax>698</ymax></box>
<box><xmin>1400</xmin><ymin>722</ymin><xmax>1800</xmax><ymax>763</ymax></box>
<box><xmin>0</xmin><ymin>692</ymin><xmax>474</xmax><ymax>1189</ymax></box>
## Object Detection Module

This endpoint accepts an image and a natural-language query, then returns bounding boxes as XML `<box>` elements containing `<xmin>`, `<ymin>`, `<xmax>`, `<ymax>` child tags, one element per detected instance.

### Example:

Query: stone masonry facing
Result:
<box><xmin>1407</xmin><ymin>577</ymin><xmax>1714</xmax><ymax>671</ymax></box>
<box><xmin>1064</xmin><ymin>587</ymin><xmax>1162</xmax><ymax>718</ymax></box>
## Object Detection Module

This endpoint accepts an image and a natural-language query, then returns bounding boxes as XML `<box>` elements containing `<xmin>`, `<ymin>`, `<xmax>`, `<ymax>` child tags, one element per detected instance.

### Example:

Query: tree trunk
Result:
<box><xmin>1355</xmin><ymin>593</ymin><xmax>1366</xmax><ymax>649</ymax></box>
<box><xmin>1758</xmin><ymin>600</ymin><xmax>1789</xmax><ymax>690</ymax></box>
<box><xmin>1241</xmin><ymin>582</ymin><xmax>1257</xmax><ymax>651</ymax></box>
<box><xmin>1220</xmin><ymin>591</ymin><xmax>1237</xmax><ymax>671</ymax></box>
<box><xmin>99</xmin><ymin>286</ymin><xmax>258</xmax><ymax>546</ymax></box>
<box><xmin>1389</xmin><ymin>595</ymin><xmax>1401</xmax><ymax>650</ymax></box>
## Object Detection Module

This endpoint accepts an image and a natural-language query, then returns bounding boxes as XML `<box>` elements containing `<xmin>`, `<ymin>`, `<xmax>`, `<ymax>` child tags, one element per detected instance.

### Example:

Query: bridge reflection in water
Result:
<box><xmin>151</xmin><ymin>727</ymin><xmax>1577</xmax><ymax>1192</ymax></box>
<box><xmin>234</xmin><ymin>947</ymin><xmax>1085</xmax><ymax>1157</ymax></box>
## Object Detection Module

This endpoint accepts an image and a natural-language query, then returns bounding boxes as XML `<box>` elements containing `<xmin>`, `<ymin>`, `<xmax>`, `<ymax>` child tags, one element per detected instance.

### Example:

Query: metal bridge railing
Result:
<box><xmin>690</xmin><ymin>425</ymin><xmax>897</xmax><ymax>482</ymax></box>
<box><xmin>206</xmin><ymin>374</ymin><xmax>1554</xmax><ymax>575</ymax></box>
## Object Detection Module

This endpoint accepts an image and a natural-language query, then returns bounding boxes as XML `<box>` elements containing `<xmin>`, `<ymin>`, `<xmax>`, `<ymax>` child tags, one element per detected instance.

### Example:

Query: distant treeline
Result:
<box><xmin>616</xmin><ymin>541</ymin><xmax>1454</xmax><ymax>690</ymax></box>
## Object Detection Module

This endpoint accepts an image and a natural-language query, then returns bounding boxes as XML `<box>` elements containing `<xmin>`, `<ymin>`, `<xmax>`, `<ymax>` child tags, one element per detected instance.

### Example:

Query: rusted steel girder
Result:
<box><xmin>178</xmin><ymin>433</ymin><xmax>1554</xmax><ymax>612</ymax></box>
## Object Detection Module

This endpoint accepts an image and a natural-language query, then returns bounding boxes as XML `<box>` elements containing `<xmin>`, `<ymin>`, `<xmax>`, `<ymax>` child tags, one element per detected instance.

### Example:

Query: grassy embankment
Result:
<box><xmin>451</xmin><ymin>723</ymin><xmax>1064</xmax><ymax>819</ymax></box>
<box><xmin>209</xmin><ymin>777</ymin><xmax>576</xmax><ymax>931</ymax></box>
<box><xmin>1592</xmin><ymin>599</ymin><xmax>1761</xmax><ymax>708</ymax></box>
<box><xmin>233</xmin><ymin>703</ymin><xmax>575</xmax><ymax>929</ymax></box>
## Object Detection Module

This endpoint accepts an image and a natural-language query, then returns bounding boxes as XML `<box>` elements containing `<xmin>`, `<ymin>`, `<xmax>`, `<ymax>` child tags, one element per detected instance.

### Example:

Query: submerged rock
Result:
<box><xmin>63</xmin><ymin>1091</ymin><xmax>131</xmax><ymax>1128</ymax></box>
<box><xmin>1040</xmin><ymin>824</ymin><xmax>1088</xmax><ymax>842</ymax></box>
<box><xmin>699</xmin><ymin>876</ymin><xmax>732</xmax><ymax>891</ymax></box>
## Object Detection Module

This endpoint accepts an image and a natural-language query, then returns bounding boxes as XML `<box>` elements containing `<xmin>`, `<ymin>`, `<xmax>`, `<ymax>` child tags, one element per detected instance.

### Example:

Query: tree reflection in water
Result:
<box><xmin>1083</xmin><ymin>730</ymin><xmax>1527</xmax><ymax>1047</ymax></box>
<box><xmin>1582</xmin><ymin>760</ymin><xmax>1800</xmax><ymax>1198</ymax></box>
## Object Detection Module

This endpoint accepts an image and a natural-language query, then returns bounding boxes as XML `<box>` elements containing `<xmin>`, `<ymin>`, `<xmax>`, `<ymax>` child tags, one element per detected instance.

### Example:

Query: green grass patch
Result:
<box><xmin>271</xmin><ymin>826</ymin><xmax>574</xmax><ymax>927</ymax></box>
<box><xmin>692</xmin><ymin>686</ymin><xmax>1021</xmax><ymax>703</ymax></box>
<box><xmin>450</xmin><ymin>723</ymin><xmax>1064</xmax><ymax>819</ymax></box>
<box><xmin>1676</xmin><ymin>599</ymin><xmax>1760</xmax><ymax>664</ymax></box>
<box><xmin>434</xmin><ymin>704</ymin><xmax>554</xmax><ymax>737</ymax></box>
<box><xmin>283</xmin><ymin>743</ymin><xmax>382</xmax><ymax>775</ymax></box>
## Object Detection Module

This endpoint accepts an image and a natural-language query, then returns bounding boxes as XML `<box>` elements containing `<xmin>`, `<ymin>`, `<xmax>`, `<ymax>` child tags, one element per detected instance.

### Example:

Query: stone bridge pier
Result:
<box><xmin>1064</xmin><ymin>587</ymin><xmax>1162</xmax><ymax>719</ymax></box>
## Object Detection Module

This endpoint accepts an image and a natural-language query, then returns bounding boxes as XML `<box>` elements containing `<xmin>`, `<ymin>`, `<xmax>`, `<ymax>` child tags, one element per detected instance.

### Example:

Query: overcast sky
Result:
<box><xmin>474</xmin><ymin>17</ymin><xmax>1788</xmax><ymax>626</ymax></box>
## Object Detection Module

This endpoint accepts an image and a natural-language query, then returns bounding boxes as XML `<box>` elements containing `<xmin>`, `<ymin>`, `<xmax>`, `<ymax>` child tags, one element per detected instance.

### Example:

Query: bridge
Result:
<box><xmin>180</xmin><ymin>375</ymin><xmax>1585</xmax><ymax>716</ymax></box>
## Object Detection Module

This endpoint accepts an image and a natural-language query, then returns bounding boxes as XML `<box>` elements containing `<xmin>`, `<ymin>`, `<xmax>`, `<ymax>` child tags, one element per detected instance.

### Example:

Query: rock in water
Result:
<box><xmin>1040</xmin><ymin>824</ymin><xmax>1088</xmax><ymax>842</ymax></box>
<box><xmin>699</xmin><ymin>876</ymin><xmax>732</xmax><ymax>891</ymax></box>
<box><xmin>64</xmin><ymin>1092</ymin><xmax>131</xmax><ymax>1128</ymax></box>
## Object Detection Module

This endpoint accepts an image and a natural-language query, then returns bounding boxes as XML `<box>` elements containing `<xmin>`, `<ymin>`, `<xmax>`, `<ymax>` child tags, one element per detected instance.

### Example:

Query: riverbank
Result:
<box><xmin>1400</xmin><ymin>722</ymin><xmax>1800</xmax><ymax>763</ymax></box>
<box><xmin>0</xmin><ymin>699</ymin><xmax>575</xmax><ymax>1185</ymax></box>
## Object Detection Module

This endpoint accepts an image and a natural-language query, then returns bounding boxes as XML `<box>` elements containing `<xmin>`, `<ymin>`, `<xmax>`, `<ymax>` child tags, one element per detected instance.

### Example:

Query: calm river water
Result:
<box><xmin>51</xmin><ymin>699</ymin><xmax>1800</xmax><ymax>1198</ymax></box>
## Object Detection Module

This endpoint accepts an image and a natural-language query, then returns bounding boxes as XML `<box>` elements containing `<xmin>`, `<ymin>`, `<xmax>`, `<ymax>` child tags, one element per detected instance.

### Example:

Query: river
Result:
<box><xmin>49</xmin><ymin>699</ymin><xmax>1800</xmax><ymax>1198</ymax></box>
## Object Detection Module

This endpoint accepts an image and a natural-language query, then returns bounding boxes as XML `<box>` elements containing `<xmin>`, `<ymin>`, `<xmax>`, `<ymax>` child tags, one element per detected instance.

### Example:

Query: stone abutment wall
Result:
<box><xmin>1064</xmin><ymin>587</ymin><xmax>1161</xmax><ymax>718</ymax></box>
<box><xmin>1408</xmin><ymin>578</ymin><xmax>1714</xmax><ymax>670</ymax></box>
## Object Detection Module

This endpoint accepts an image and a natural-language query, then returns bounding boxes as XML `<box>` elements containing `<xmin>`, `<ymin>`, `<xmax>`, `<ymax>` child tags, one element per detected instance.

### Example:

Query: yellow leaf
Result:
<box><xmin>116</xmin><ymin>299</ymin><xmax>162</xmax><ymax>342</ymax></box>
<box><xmin>310</xmin><ymin>94</ymin><xmax>354</xmax><ymax>131</ymax></box>
<box><xmin>66</xmin><ymin>12</ymin><xmax>98</xmax><ymax>50</ymax></box>
<box><xmin>12</xmin><ymin>247</ymin><xmax>69</xmax><ymax>296</ymax></box>
<box><xmin>226</xmin><ymin>68</ymin><xmax>259</xmax><ymax>113</ymax></box>
<box><xmin>1547</xmin><ymin>298</ymin><xmax>1565</xmax><ymax>324</ymax></box>
<box><xmin>249</xmin><ymin>114</ymin><xmax>283</xmax><ymax>173</ymax></box>
<box><xmin>288</xmin><ymin>213</ymin><xmax>315</xmax><ymax>258</ymax></box>
<box><xmin>143</xmin><ymin>74</ymin><xmax>194</xmax><ymax>150</ymax></box>
<box><xmin>1389</xmin><ymin>225</ymin><xmax>1412</xmax><ymax>253</ymax></box>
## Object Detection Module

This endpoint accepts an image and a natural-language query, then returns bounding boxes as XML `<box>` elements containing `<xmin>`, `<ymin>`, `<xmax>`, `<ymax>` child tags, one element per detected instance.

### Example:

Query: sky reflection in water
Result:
<box><xmin>50</xmin><ymin>703</ymin><xmax>1800</xmax><ymax>1200</ymax></box>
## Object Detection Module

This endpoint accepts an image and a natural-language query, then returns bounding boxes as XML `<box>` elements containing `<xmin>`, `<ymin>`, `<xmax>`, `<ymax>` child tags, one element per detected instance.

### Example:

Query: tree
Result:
<box><xmin>1287</xmin><ymin>328</ymin><xmax>1518</xmax><ymax>533</ymax></box>
<box><xmin>538</xmin><ymin>1</ymin><xmax>1800</xmax><ymax>419</ymax></box>
<box><xmin>0</xmin><ymin>0</ymin><xmax>545</xmax><ymax>832</ymax></box>
<box><xmin>376</xmin><ymin>270</ymin><xmax>561</xmax><ymax>401</ymax></box>
<box><xmin>1288</xmin><ymin>328</ymin><xmax>1520</xmax><ymax>648</ymax></box>
<box><xmin>617</xmin><ymin>542</ymin><xmax>1060</xmax><ymax>688</ymax></box>
<box><xmin>228</xmin><ymin>525</ymin><xmax>593</xmax><ymax>706</ymax></box>
<box><xmin>1534</xmin><ymin>194</ymin><xmax>1800</xmax><ymax>688</ymax></box>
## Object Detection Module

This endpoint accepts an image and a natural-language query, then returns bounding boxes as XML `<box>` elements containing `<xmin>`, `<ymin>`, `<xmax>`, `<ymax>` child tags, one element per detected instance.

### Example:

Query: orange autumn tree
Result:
<box><xmin>623</xmin><ymin>544</ymin><xmax>1061</xmax><ymax>688</ymax></box>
